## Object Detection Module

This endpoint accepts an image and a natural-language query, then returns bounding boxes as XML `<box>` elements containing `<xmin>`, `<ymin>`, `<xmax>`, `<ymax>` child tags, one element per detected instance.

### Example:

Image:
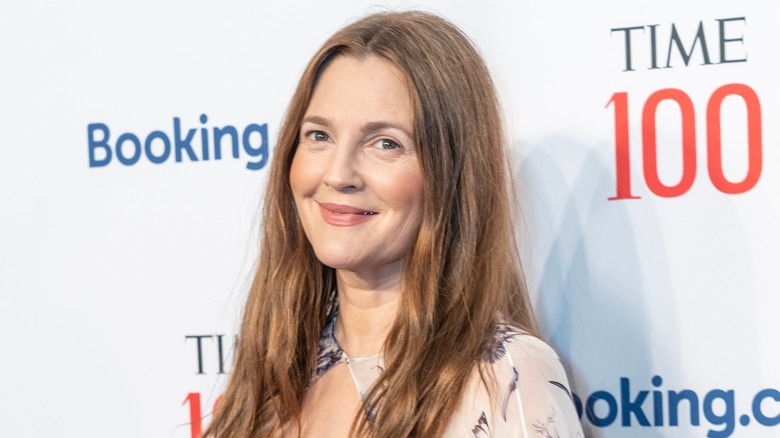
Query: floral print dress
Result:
<box><xmin>315</xmin><ymin>316</ymin><xmax>585</xmax><ymax>437</ymax></box>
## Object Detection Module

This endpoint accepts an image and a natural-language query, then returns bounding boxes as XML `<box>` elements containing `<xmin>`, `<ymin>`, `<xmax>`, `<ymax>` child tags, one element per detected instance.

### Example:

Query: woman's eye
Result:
<box><xmin>375</xmin><ymin>139</ymin><xmax>400</xmax><ymax>150</ymax></box>
<box><xmin>306</xmin><ymin>131</ymin><xmax>329</xmax><ymax>142</ymax></box>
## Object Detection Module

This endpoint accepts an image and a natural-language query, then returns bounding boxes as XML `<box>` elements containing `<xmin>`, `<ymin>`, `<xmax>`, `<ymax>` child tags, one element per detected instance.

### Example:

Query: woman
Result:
<box><xmin>205</xmin><ymin>10</ymin><xmax>584</xmax><ymax>438</ymax></box>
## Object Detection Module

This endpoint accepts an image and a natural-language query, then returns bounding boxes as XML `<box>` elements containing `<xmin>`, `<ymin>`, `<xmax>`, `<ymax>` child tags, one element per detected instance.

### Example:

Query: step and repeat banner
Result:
<box><xmin>1</xmin><ymin>1</ymin><xmax>777</xmax><ymax>437</ymax></box>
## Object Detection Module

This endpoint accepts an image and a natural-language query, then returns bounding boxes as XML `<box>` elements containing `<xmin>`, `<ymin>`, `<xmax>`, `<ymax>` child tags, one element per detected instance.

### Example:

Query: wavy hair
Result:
<box><xmin>203</xmin><ymin>10</ymin><xmax>537</xmax><ymax>438</ymax></box>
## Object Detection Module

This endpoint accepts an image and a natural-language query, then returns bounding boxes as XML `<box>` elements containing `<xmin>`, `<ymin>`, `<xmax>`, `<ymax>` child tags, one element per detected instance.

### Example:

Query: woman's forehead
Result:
<box><xmin>304</xmin><ymin>55</ymin><xmax>414</xmax><ymax>136</ymax></box>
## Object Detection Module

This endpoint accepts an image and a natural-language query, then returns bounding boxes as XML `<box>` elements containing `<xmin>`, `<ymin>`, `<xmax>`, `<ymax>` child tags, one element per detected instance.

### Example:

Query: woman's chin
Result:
<box><xmin>313</xmin><ymin>251</ymin><xmax>363</xmax><ymax>271</ymax></box>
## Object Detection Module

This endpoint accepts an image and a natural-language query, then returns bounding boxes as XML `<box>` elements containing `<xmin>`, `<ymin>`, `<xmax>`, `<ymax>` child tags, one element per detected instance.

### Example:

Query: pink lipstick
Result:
<box><xmin>318</xmin><ymin>202</ymin><xmax>378</xmax><ymax>226</ymax></box>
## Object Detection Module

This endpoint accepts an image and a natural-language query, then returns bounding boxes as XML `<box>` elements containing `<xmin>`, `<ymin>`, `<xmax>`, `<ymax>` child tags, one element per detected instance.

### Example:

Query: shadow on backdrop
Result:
<box><xmin>517</xmin><ymin>134</ymin><xmax>678</xmax><ymax>438</ymax></box>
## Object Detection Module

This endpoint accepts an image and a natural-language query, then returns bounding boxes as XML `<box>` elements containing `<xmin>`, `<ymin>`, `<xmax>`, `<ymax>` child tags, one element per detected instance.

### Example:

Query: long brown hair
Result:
<box><xmin>204</xmin><ymin>10</ymin><xmax>537</xmax><ymax>438</ymax></box>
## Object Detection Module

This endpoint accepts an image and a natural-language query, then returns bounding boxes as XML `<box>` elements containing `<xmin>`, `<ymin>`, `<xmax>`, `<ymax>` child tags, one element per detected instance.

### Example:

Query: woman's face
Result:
<box><xmin>289</xmin><ymin>55</ymin><xmax>424</xmax><ymax>280</ymax></box>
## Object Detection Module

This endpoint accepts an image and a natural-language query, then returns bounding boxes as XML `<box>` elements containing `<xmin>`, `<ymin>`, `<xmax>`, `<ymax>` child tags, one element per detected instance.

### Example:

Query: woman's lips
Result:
<box><xmin>317</xmin><ymin>202</ymin><xmax>378</xmax><ymax>226</ymax></box>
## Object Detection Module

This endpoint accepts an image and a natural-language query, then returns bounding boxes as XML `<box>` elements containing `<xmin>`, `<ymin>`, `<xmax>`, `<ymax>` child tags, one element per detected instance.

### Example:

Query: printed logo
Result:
<box><xmin>606</xmin><ymin>17</ymin><xmax>764</xmax><ymax>200</ymax></box>
<box><xmin>87</xmin><ymin>114</ymin><xmax>268</xmax><ymax>170</ymax></box>
<box><xmin>573</xmin><ymin>376</ymin><xmax>780</xmax><ymax>437</ymax></box>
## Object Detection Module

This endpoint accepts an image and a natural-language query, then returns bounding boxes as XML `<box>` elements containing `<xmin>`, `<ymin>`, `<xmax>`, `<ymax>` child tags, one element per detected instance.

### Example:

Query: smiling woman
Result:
<box><xmin>203</xmin><ymin>10</ymin><xmax>584</xmax><ymax>438</ymax></box>
<box><xmin>290</xmin><ymin>55</ymin><xmax>424</xmax><ymax>278</ymax></box>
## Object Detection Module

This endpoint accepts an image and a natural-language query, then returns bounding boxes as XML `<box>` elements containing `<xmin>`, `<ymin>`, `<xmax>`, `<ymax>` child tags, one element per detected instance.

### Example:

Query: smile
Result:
<box><xmin>317</xmin><ymin>202</ymin><xmax>379</xmax><ymax>226</ymax></box>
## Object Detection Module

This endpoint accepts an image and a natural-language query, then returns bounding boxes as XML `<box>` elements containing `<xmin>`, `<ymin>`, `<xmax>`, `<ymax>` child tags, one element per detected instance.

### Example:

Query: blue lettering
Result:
<box><xmin>586</xmin><ymin>391</ymin><xmax>618</xmax><ymax>427</ymax></box>
<box><xmin>704</xmin><ymin>389</ymin><xmax>735</xmax><ymax>438</ymax></box>
<box><xmin>573</xmin><ymin>377</ymin><xmax>780</xmax><ymax>434</ymax></box>
<box><xmin>621</xmin><ymin>377</ymin><xmax>650</xmax><ymax>426</ymax></box>
<box><xmin>116</xmin><ymin>133</ymin><xmax>141</xmax><ymax>165</ymax></box>
<box><xmin>243</xmin><ymin>123</ymin><xmax>268</xmax><ymax>170</ymax></box>
<box><xmin>174</xmin><ymin>117</ymin><xmax>198</xmax><ymax>162</ymax></box>
<box><xmin>144</xmin><ymin>130</ymin><xmax>171</xmax><ymax>164</ymax></box>
<box><xmin>652</xmin><ymin>375</ymin><xmax>664</xmax><ymax>426</ymax></box>
<box><xmin>669</xmin><ymin>389</ymin><xmax>700</xmax><ymax>426</ymax></box>
<box><xmin>87</xmin><ymin>116</ymin><xmax>270</xmax><ymax>170</ymax></box>
<box><xmin>213</xmin><ymin>125</ymin><xmax>238</xmax><ymax>160</ymax></box>
<box><xmin>200</xmin><ymin>114</ymin><xmax>210</xmax><ymax>160</ymax></box>
<box><xmin>753</xmin><ymin>388</ymin><xmax>780</xmax><ymax>426</ymax></box>
<box><xmin>87</xmin><ymin>123</ymin><xmax>112</xmax><ymax>167</ymax></box>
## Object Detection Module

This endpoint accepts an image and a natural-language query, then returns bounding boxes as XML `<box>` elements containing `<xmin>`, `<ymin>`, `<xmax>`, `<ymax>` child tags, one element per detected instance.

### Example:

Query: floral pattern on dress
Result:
<box><xmin>315</xmin><ymin>315</ymin><xmax>345</xmax><ymax>377</ymax></box>
<box><xmin>481</xmin><ymin>324</ymin><xmax>521</xmax><ymax>363</ymax></box>
<box><xmin>531</xmin><ymin>407</ymin><xmax>559</xmax><ymax>438</ymax></box>
<box><xmin>549</xmin><ymin>380</ymin><xmax>573</xmax><ymax>402</ymax></box>
<box><xmin>315</xmin><ymin>314</ymin><xmax>584</xmax><ymax>437</ymax></box>
<box><xmin>501</xmin><ymin>366</ymin><xmax>519</xmax><ymax>420</ymax></box>
<box><xmin>471</xmin><ymin>327</ymin><xmax>581</xmax><ymax>437</ymax></box>
<box><xmin>472</xmin><ymin>412</ymin><xmax>492</xmax><ymax>437</ymax></box>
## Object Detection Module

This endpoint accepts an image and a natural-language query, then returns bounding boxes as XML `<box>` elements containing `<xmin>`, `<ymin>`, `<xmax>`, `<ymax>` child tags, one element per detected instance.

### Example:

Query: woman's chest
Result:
<box><xmin>295</xmin><ymin>363</ymin><xmax>363</xmax><ymax>437</ymax></box>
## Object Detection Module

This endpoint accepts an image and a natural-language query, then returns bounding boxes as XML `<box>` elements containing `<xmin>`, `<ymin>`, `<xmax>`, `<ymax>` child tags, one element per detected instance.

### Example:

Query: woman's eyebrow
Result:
<box><xmin>301</xmin><ymin>115</ymin><xmax>330</xmax><ymax>126</ymax></box>
<box><xmin>301</xmin><ymin>116</ymin><xmax>412</xmax><ymax>138</ymax></box>
<box><xmin>361</xmin><ymin>121</ymin><xmax>412</xmax><ymax>138</ymax></box>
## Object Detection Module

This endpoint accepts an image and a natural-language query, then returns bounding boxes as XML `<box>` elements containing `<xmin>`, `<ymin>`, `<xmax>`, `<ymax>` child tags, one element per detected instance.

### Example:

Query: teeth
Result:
<box><xmin>361</xmin><ymin>211</ymin><xmax>377</xmax><ymax>215</ymax></box>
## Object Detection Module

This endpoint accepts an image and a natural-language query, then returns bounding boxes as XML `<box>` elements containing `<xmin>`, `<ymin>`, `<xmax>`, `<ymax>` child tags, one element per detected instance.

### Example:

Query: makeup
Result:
<box><xmin>318</xmin><ymin>202</ymin><xmax>378</xmax><ymax>226</ymax></box>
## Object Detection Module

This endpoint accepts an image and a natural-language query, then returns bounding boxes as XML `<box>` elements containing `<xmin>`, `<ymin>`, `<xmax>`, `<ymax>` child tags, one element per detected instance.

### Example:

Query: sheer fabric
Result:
<box><xmin>315</xmin><ymin>317</ymin><xmax>585</xmax><ymax>437</ymax></box>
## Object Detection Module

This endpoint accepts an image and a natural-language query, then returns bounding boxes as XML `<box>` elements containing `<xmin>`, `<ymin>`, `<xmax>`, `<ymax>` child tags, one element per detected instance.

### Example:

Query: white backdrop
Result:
<box><xmin>1</xmin><ymin>1</ymin><xmax>777</xmax><ymax>437</ymax></box>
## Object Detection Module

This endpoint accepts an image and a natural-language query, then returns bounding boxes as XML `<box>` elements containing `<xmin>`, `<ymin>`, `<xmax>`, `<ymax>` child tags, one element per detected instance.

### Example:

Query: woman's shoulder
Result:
<box><xmin>481</xmin><ymin>325</ymin><xmax>558</xmax><ymax>364</ymax></box>
<box><xmin>482</xmin><ymin>324</ymin><xmax>577</xmax><ymax>407</ymax></box>
<box><xmin>483</xmin><ymin>325</ymin><xmax>570</xmax><ymax>382</ymax></box>
<box><xmin>446</xmin><ymin>324</ymin><xmax>585</xmax><ymax>437</ymax></box>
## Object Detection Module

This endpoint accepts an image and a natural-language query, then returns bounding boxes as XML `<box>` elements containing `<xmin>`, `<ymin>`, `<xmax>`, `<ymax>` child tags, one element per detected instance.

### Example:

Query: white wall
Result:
<box><xmin>1</xmin><ymin>1</ymin><xmax>777</xmax><ymax>437</ymax></box>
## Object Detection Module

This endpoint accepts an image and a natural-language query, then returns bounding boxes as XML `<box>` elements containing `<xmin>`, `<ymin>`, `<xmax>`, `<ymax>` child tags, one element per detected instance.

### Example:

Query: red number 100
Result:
<box><xmin>607</xmin><ymin>84</ymin><xmax>762</xmax><ymax>200</ymax></box>
<box><xmin>183</xmin><ymin>392</ymin><xmax>223</xmax><ymax>438</ymax></box>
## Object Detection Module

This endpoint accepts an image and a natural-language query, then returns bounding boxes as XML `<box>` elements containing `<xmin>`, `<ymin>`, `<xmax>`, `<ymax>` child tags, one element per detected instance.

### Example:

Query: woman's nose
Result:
<box><xmin>322</xmin><ymin>146</ymin><xmax>363</xmax><ymax>193</ymax></box>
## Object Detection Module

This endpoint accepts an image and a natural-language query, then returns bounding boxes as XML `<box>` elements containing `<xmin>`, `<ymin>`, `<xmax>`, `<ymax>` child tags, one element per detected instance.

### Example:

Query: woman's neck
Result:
<box><xmin>333</xmin><ymin>268</ymin><xmax>401</xmax><ymax>358</ymax></box>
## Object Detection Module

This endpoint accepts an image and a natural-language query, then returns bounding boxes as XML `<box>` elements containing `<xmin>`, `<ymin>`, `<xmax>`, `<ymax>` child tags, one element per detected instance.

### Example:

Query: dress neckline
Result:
<box><xmin>315</xmin><ymin>310</ymin><xmax>386</xmax><ymax>402</ymax></box>
<box><xmin>324</xmin><ymin>309</ymin><xmax>382</xmax><ymax>361</ymax></box>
